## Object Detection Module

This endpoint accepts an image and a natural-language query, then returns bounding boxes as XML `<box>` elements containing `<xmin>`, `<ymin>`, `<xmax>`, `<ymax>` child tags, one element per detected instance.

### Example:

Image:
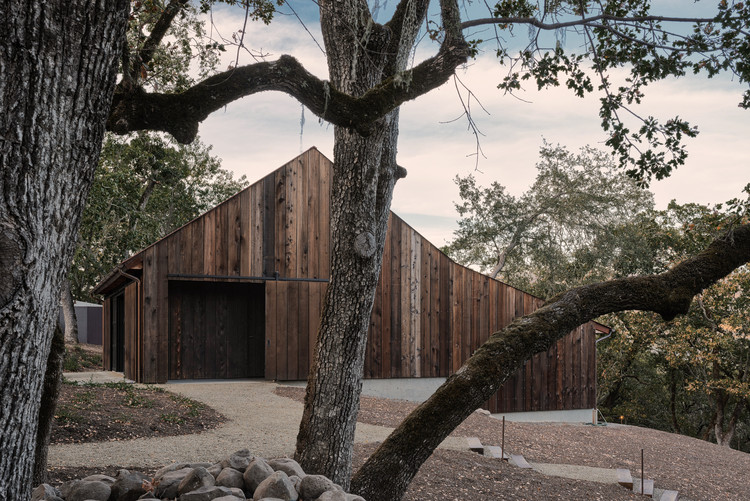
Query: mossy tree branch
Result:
<box><xmin>351</xmin><ymin>223</ymin><xmax>750</xmax><ymax>501</ymax></box>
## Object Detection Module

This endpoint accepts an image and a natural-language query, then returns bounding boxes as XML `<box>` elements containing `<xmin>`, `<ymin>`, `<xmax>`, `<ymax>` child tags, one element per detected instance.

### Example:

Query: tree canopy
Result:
<box><xmin>2</xmin><ymin>1</ymin><xmax>750</xmax><ymax>500</ymax></box>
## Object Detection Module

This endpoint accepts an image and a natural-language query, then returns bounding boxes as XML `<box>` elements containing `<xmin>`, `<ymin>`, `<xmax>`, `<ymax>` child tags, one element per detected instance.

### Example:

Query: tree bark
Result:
<box><xmin>60</xmin><ymin>279</ymin><xmax>79</xmax><ymax>344</ymax></box>
<box><xmin>351</xmin><ymin>224</ymin><xmax>750</xmax><ymax>500</ymax></box>
<box><xmin>294</xmin><ymin>0</ymin><xmax>432</xmax><ymax>487</ymax></box>
<box><xmin>0</xmin><ymin>1</ymin><xmax>128</xmax><ymax>498</ymax></box>
<box><xmin>33</xmin><ymin>325</ymin><xmax>65</xmax><ymax>486</ymax></box>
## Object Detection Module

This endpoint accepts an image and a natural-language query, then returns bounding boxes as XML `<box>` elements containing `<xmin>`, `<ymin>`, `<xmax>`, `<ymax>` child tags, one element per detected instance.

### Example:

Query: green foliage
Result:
<box><xmin>598</xmin><ymin>200</ymin><xmax>750</xmax><ymax>450</ymax></box>
<box><xmin>62</xmin><ymin>346</ymin><xmax>103</xmax><ymax>372</ymax></box>
<box><xmin>443</xmin><ymin>142</ymin><xmax>653</xmax><ymax>298</ymax></box>
<box><xmin>492</xmin><ymin>1</ymin><xmax>750</xmax><ymax>184</ymax></box>
<box><xmin>70</xmin><ymin>133</ymin><xmax>247</xmax><ymax>302</ymax></box>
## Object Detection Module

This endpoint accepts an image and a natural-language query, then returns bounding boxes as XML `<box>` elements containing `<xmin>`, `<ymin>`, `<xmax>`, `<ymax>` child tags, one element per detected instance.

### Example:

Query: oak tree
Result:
<box><xmin>2</xmin><ymin>1</ymin><xmax>750</xmax><ymax>499</ymax></box>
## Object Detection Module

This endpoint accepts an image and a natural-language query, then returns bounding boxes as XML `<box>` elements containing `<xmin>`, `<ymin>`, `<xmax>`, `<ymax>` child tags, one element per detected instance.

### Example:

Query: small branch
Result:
<box><xmin>461</xmin><ymin>14</ymin><xmax>719</xmax><ymax>31</ymax></box>
<box><xmin>138</xmin><ymin>0</ymin><xmax>190</xmax><ymax>71</ymax></box>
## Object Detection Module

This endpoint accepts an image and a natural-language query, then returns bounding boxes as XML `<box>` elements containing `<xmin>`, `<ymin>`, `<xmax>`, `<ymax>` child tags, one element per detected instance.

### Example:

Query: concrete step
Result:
<box><xmin>485</xmin><ymin>445</ymin><xmax>510</xmax><ymax>460</ymax></box>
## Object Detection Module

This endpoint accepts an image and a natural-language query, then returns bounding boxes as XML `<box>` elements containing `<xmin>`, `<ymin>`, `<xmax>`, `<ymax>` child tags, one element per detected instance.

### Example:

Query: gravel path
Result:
<box><xmin>48</xmin><ymin>378</ymin><xmax>465</xmax><ymax>468</ymax></box>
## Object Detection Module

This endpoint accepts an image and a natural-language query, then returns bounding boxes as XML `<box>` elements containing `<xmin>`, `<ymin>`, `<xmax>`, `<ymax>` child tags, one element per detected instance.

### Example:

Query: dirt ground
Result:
<box><xmin>45</xmin><ymin>382</ymin><xmax>749</xmax><ymax>500</ymax></box>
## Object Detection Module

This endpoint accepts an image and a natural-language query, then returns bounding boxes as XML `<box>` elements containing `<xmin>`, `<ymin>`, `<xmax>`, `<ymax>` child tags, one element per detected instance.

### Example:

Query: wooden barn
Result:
<box><xmin>94</xmin><ymin>147</ymin><xmax>604</xmax><ymax>414</ymax></box>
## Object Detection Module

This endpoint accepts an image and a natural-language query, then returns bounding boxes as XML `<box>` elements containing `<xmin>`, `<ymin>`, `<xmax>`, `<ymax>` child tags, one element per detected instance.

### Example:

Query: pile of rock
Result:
<box><xmin>33</xmin><ymin>449</ymin><xmax>366</xmax><ymax>501</ymax></box>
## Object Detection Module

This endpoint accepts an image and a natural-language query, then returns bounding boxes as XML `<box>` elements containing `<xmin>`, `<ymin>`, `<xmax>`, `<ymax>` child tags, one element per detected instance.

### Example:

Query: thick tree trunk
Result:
<box><xmin>60</xmin><ymin>279</ymin><xmax>79</xmax><ymax>344</ymax></box>
<box><xmin>33</xmin><ymin>325</ymin><xmax>65</xmax><ymax>486</ymax></box>
<box><xmin>0</xmin><ymin>1</ymin><xmax>127</xmax><ymax>498</ymax></box>
<box><xmin>351</xmin><ymin>224</ymin><xmax>750</xmax><ymax>500</ymax></box>
<box><xmin>295</xmin><ymin>0</ymin><xmax>431</xmax><ymax>487</ymax></box>
<box><xmin>295</xmin><ymin>119</ymin><xmax>400</xmax><ymax>487</ymax></box>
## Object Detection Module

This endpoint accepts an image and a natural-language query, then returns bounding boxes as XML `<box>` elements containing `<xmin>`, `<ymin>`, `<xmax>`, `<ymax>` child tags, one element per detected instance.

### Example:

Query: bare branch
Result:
<box><xmin>461</xmin><ymin>14</ymin><xmax>718</xmax><ymax>31</ymax></box>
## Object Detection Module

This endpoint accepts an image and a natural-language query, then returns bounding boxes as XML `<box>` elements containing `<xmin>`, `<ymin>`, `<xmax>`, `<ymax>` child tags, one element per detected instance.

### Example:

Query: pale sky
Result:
<box><xmin>197</xmin><ymin>4</ymin><xmax>750</xmax><ymax>247</ymax></box>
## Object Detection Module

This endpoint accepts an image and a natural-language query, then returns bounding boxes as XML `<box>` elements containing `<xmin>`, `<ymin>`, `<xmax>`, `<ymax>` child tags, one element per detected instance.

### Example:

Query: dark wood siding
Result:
<box><xmin>168</xmin><ymin>281</ymin><xmax>265</xmax><ymax>379</ymax></box>
<box><xmin>98</xmin><ymin>147</ymin><xmax>598</xmax><ymax>415</ymax></box>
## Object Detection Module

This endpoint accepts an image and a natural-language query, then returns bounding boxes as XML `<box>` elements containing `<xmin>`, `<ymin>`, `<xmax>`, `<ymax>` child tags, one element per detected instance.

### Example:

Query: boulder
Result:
<box><xmin>65</xmin><ymin>480</ymin><xmax>111</xmax><ymax>501</ymax></box>
<box><xmin>31</xmin><ymin>484</ymin><xmax>63</xmax><ymax>501</ymax></box>
<box><xmin>154</xmin><ymin>462</ymin><xmax>190</xmax><ymax>481</ymax></box>
<box><xmin>216</xmin><ymin>468</ymin><xmax>245</xmax><ymax>489</ymax></box>
<box><xmin>81</xmin><ymin>474</ymin><xmax>116</xmax><ymax>485</ymax></box>
<box><xmin>207</xmin><ymin>463</ymin><xmax>223</xmax><ymax>478</ymax></box>
<box><xmin>252</xmin><ymin>472</ymin><xmax>297</xmax><ymax>501</ymax></box>
<box><xmin>178</xmin><ymin>467</ymin><xmax>216</xmax><ymax>496</ymax></box>
<box><xmin>297</xmin><ymin>475</ymin><xmax>337</xmax><ymax>500</ymax></box>
<box><xmin>138</xmin><ymin>492</ymin><xmax>157</xmax><ymax>500</ymax></box>
<box><xmin>154</xmin><ymin>467</ymin><xmax>194</xmax><ymax>499</ymax></box>
<box><xmin>220</xmin><ymin>449</ymin><xmax>255</xmax><ymax>472</ymax></box>
<box><xmin>267</xmin><ymin>459</ymin><xmax>305</xmax><ymax>480</ymax></box>
<box><xmin>314</xmin><ymin>492</ymin><xmax>365</xmax><ymax>501</ymax></box>
<box><xmin>179</xmin><ymin>485</ymin><xmax>243</xmax><ymax>501</ymax></box>
<box><xmin>243</xmin><ymin>458</ymin><xmax>274</xmax><ymax>493</ymax></box>
<box><xmin>109</xmin><ymin>469</ymin><xmax>150</xmax><ymax>501</ymax></box>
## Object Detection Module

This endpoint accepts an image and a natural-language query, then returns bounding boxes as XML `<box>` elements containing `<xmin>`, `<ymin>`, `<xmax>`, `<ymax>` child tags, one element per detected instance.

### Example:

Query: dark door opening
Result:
<box><xmin>168</xmin><ymin>281</ymin><xmax>265</xmax><ymax>379</ymax></box>
<box><xmin>110</xmin><ymin>292</ymin><xmax>125</xmax><ymax>372</ymax></box>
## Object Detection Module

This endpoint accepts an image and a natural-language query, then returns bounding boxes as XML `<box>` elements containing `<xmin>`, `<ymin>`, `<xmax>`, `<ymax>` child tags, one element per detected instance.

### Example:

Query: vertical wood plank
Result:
<box><xmin>390</xmin><ymin>216</ymin><xmax>401</xmax><ymax>377</ymax></box>
<box><xmin>420</xmin><ymin>241</ymin><xmax>431</xmax><ymax>378</ymax></box>
<box><xmin>276</xmin><ymin>280</ymin><xmax>289</xmax><ymax>380</ymax></box>
<box><xmin>263</xmin><ymin>175</ymin><xmax>276</xmax><ymax>277</ymax></box>
<box><xmin>102</xmin><ymin>298</ymin><xmax>111</xmax><ymax>370</ymax></box>
<box><xmin>439</xmin><ymin>254</ymin><xmax>451</xmax><ymax>376</ymax></box>
<box><xmin>240</xmin><ymin>190</ymin><xmax>251</xmax><ymax>276</ymax></box>
<box><xmin>251</xmin><ymin>185</ymin><xmax>263</xmax><ymax>276</ymax></box>
<box><xmin>287</xmin><ymin>282</ymin><xmax>299</xmax><ymax>380</ymax></box>
<box><xmin>318</xmin><ymin>153</ymin><xmax>331</xmax><ymax>278</ymax></box>
<box><xmin>380</xmin><ymin>219</ymin><xmax>392</xmax><ymax>378</ymax></box>
<box><xmin>142</xmin><ymin>247</ymin><xmax>157</xmax><ymax>382</ymax></box>
<box><xmin>429</xmin><ymin>245</ymin><xmax>440</xmax><ymax>377</ymax></box>
<box><xmin>298</xmin><ymin>281</ymin><xmax>310</xmax><ymax>379</ymax></box>
<box><xmin>285</xmin><ymin>160</ymin><xmax>297</xmax><ymax>277</ymax></box>
<box><xmin>215</xmin><ymin>202</ymin><xmax>229</xmax><ymax>276</ymax></box>
<box><xmin>409</xmin><ymin>230</ymin><xmax>421</xmax><ymax>377</ymax></box>
<box><xmin>203</xmin><ymin>209</ymin><xmax>215</xmax><ymax>275</ymax></box>
<box><xmin>298</xmin><ymin>153</ymin><xmax>309</xmax><ymax>278</ymax></box>
<box><xmin>191</xmin><ymin>218</ymin><xmax>204</xmax><ymax>275</ymax></box>
<box><xmin>265</xmin><ymin>282</ymin><xmax>277</xmax><ymax>379</ymax></box>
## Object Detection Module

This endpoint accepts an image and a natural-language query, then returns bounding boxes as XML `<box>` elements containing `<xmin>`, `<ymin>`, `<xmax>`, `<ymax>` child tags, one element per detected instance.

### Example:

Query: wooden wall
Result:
<box><xmin>99</xmin><ymin>147</ymin><xmax>598</xmax><ymax>414</ymax></box>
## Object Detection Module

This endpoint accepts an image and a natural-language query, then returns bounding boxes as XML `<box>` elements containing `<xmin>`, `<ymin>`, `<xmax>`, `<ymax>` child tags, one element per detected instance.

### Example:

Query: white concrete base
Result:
<box><xmin>280</xmin><ymin>378</ymin><xmax>596</xmax><ymax>424</ymax></box>
<box><xmin>491</xmin><ymin>408</ymin><xmax>596</xmax><ymax>424</ymax></box>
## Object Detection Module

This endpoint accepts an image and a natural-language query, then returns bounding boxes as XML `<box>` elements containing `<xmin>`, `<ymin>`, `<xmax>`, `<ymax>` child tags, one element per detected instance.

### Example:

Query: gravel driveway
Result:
<box><xmin>48</xmin><ymin>378</ymin><xmax>465</xmax><ymax>468</ymax></box>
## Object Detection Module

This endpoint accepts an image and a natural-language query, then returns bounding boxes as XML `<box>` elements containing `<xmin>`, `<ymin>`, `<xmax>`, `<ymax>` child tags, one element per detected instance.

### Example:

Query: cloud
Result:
<box><xmin>195</xmin><ymin>6</ymin><xmax>750</xmax><ymax>247</ymax></box>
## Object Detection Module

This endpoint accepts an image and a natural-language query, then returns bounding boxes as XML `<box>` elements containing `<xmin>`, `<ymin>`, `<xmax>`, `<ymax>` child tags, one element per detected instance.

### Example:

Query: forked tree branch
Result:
<box><xmin>108</xmin><ymin>41</ymin><xmax>469</xmax><ymax>142</ymax></box>
<box><xmin>461</xmin><ymin>14</ymin><xmax>718</xmax><ymax>31</ymax></box>
<box><xmin>351</xmin><ymin>223</ymin><xmax>750</xmax><ymax>501</ymax></box>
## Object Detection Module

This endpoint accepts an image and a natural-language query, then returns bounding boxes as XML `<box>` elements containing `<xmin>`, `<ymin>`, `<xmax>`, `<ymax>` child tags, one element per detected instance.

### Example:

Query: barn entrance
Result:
<box><xmin>168</xmin><ymin>281</ymin><xmax>265</xmax><ymax>379</ymax></box>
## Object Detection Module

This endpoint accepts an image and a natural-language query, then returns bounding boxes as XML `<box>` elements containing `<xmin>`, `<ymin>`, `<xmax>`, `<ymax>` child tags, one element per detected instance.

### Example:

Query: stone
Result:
<box><xmin>288</xmin><ymin>475</ymin><xmax>301</xmax><ymax>493</ymax></box>
<box><xmin>178</xmin><ymin>467</ymin><xmax>216</xmax><ymax>496</ymax></box>
<box><xmin>65</xmin><ymin>480</ymin><xmax>111</xmax><ymax>501</ymax></box>
<box><xmin>179</xmin><ymin>485</ymin><xmax>241</xmax><ymax>501</ymax></box>
<box><xmin>252</xmin><ymin>471</ymin><xmax>297</xmax><ymax>501</ymax></box>
<box><xmin>109</xmin><ymin>469</ymin><xmax>150</xmax><ymax>501</ymax></box>
<box><xmin>138</xmin><ymin>492</ymin><xmax>157</xmax><ymax>500</ymax></box>
<box><xmin>243</xmin><ymin>458</ymin><xmax>274</xmax><ymax>493</ymax></box>
<box><xmin>216</xmin><ymin>468</ymin><xmax>245</xmax><ymax>489</ymax></box>
<box><xmin>207</xmin><ymin>463</ymin><xmax>223</xmax><ymax>478</ymax></box>
<box><xmin>212</xmin><ymin>496</ymin><xmax>246</xmax><ymax>501</ymax></box>
<box><xmin>154</xmin><ymin>462</ymin><xmax>190</xmax><ymax>481</ymax></box>
<box><xmin>31</xmin><ymin>484</ymin><xmax>63</xmax><ymax>501</ymax></box>
<box><xmin>267</xmin><ymin>459</ymin><xmax>305</xmax><ymax>479</ymax></box>
<box><xmin>81</xmin><ymin>474</ymin><xmax>116</xmax><ymax>485</ymax></box>
<box><xmin>220</xmin><ymin>449</ymin><xmax>255</xmax><ymax>472</ymax></box>
<box><xmin>314</xmin><ymin>491</ymin><xmax>346</xmax><ymax>501</ymax></box>
<box><xmin>154</xmin><ymin>467</ymin><xmax>194</xmax><ymax>499</ymax></box>
<box><xmin>297</xmin><ymin>475</ymin><xmax>336</xmax><ymax>500</ymax></box>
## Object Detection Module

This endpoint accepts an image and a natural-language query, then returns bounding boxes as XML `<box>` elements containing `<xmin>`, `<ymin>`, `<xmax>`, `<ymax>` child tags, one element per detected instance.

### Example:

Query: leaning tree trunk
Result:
<box><xmin>351</xmin><ymin>224</ymin><xmax>750</xmax><ymax>500</ymax></box>
<box><xmin>0</xmin><ymin>1</ymin><xmax>127</xmax><ymax>498</ymax></box>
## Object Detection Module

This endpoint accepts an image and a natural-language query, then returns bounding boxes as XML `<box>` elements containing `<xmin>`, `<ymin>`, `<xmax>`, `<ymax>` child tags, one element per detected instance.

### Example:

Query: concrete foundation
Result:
<box><xmin>282</xmin><ymin>378</ymin><xmax>596</xmax><ymax>424</ymax></box>
<box><xmin>491</xmin><ymin>408</ymin><xmax>596</xmax><ymax>424</ymax></box>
